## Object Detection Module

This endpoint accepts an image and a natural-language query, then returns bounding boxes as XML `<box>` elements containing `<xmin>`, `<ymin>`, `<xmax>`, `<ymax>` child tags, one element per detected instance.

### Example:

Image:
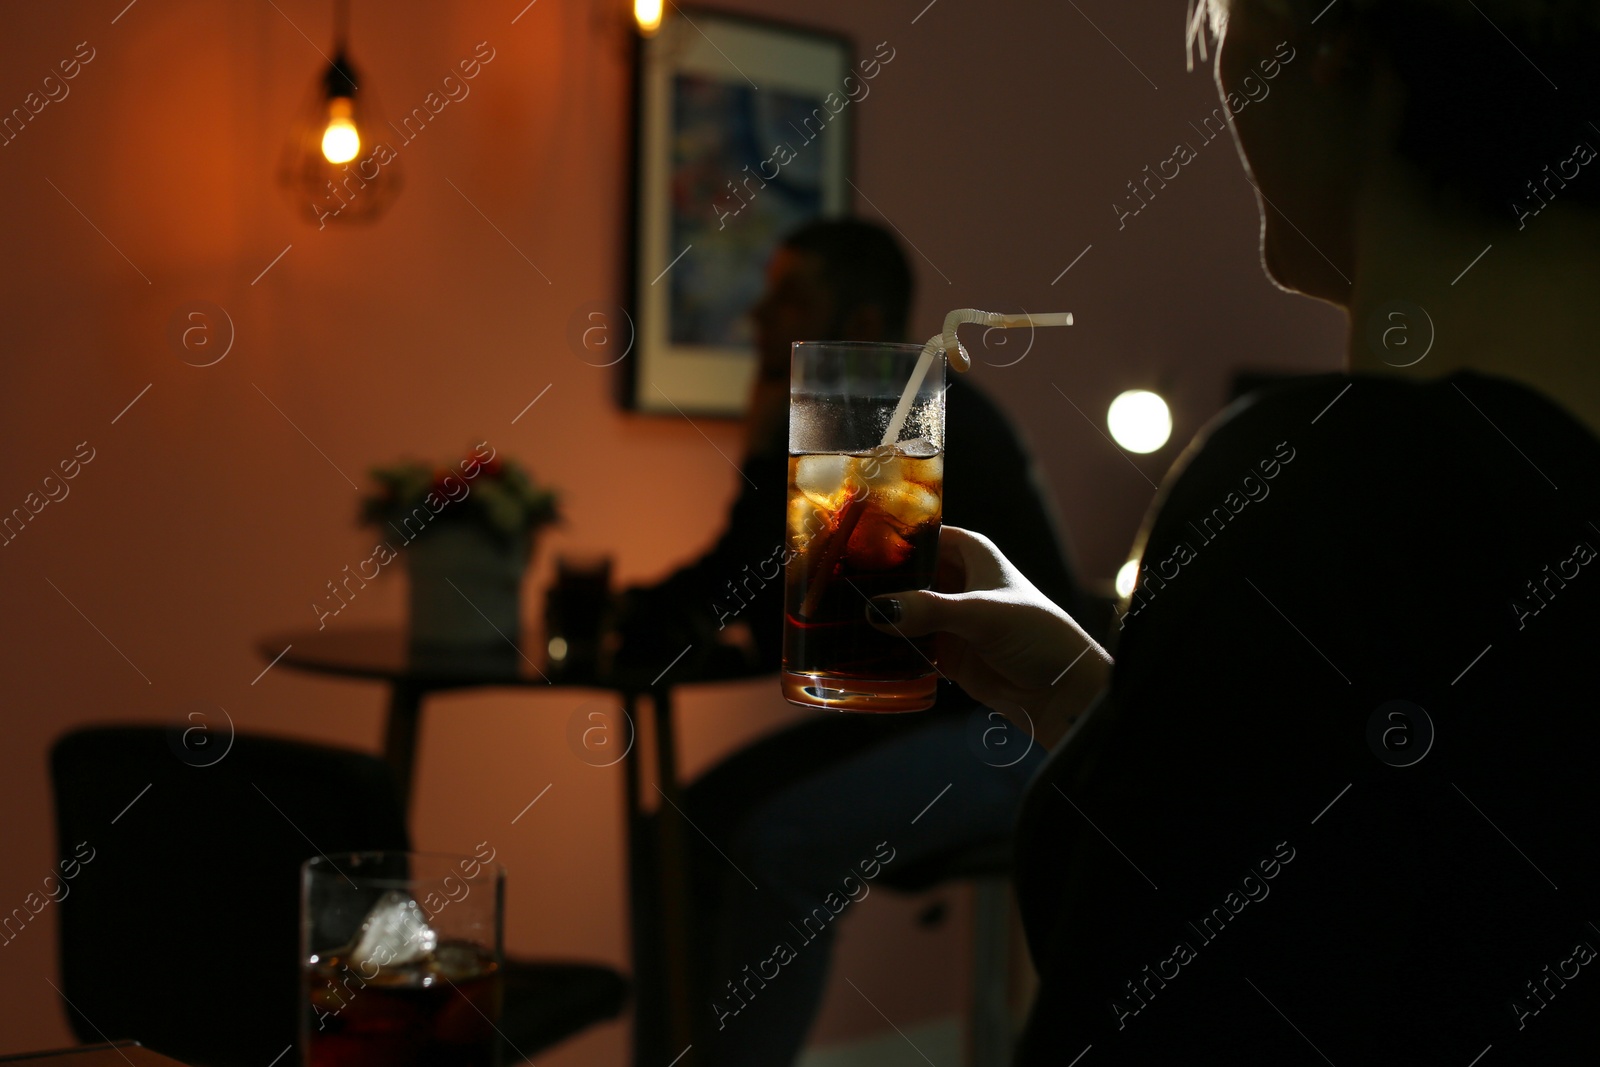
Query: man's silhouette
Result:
<box><xmin>621</xmin><ymin>218</ymin><xmax>1086</xmax><ymax>1066</ymax></box>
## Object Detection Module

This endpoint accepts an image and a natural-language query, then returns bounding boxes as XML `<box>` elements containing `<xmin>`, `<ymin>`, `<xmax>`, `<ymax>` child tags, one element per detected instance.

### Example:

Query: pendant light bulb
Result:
<box><xmin>277</xmin><ymin>1</ymin><xmax>401</xmax><ymax>226</ymax></box>
<box><xmin>321</xmin><ymin>96</ymin><xmax>361</xmax><ymax>164</ymax></box>
<box><xmin>634</xmin><ymin>0</ymin><xmax>663</xmax><ymax>36</ymax></box>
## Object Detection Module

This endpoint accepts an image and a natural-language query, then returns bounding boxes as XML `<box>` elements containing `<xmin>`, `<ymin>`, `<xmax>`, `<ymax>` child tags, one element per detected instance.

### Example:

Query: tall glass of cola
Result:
<box><xmin>782</xmin><ymin>341</ymin><xmax>945</xmax><ymax>712</ymax></box>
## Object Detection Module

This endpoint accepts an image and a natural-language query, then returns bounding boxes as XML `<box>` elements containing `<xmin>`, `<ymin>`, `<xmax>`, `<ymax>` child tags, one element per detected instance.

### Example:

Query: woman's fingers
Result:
<box><xmin>861</xmin><ymin>524</ymin><xmax>1109</xmax><ymax>749</ymax></box>
<box><xmin>869</xmin><ymin>588</ymin><xmax>1036</xmax><ymax>649</ymax></box>
<box><xmin>867</xmin><ymin>589</ymin><xmax>966</xmax><ymax>639</ymax></box>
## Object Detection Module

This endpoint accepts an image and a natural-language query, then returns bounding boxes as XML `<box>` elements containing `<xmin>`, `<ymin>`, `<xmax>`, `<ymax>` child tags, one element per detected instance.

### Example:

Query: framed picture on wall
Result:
<box><xmin>626</xmin><ymin>9</ymin><xmax>855</xmax><ymax>417</ymax></box>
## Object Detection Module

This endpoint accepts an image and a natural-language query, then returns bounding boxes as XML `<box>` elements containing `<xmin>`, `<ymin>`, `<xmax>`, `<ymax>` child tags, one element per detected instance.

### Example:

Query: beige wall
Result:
<box><xmin>0</xmin><ymin>0</ymin><xmax>1342</xmax><ymax>1060</ymax></box>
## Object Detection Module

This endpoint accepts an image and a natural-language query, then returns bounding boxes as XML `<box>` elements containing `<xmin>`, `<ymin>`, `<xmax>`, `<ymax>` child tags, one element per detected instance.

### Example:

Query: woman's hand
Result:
<box><xmin>867</xmin><ymin>526</ymin><xmax>1110</xmax><ymax>748</ymax></box>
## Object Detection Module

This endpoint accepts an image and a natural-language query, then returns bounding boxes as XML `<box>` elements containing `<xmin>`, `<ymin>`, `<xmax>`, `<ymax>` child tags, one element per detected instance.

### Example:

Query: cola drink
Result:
<box><xmin>782</xmin><ymin>441</ymin><xmax>942</xmax><ymax>711</ymax></box>
<box><xmin>304</xmin><ymin>942</ymin><xmax>502</xmax><ymax>1067</ymax></box>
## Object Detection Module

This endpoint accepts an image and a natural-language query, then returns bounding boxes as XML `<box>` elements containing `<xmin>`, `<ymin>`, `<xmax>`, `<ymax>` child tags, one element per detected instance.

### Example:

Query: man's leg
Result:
<box><xmin>689</xmin><ymin>710</ymin><xmax>1044</xmax><ymax>1067</ymax></box>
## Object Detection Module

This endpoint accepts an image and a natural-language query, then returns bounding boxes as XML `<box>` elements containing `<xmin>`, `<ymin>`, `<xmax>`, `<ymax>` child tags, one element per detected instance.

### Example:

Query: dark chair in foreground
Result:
<box><xmin>50</xmin><ymin>725</ymin><xmax>626</xmax><ymax>1067</ymax></box>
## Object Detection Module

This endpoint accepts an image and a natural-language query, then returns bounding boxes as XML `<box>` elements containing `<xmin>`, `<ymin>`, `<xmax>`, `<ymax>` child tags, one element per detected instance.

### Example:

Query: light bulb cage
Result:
<box><xmin>277</xmin><ymin>17</ymin><xmax>402</xmax><ymax>227</ymax></box>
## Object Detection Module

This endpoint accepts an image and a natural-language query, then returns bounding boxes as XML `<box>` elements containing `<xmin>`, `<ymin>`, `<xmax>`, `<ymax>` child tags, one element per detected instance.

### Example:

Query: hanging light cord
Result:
<box><xmin>325</xmin><ymin>0</ymin><xmax>357</xmax><ymax>95</ymax></box>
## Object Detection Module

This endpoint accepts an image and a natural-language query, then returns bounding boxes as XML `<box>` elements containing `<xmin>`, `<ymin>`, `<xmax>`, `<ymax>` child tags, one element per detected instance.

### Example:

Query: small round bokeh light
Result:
<box><xmin>1107</xmin><ymin>389</ymin><xmax>1172</xmax><ymax>453</ymax></box>
<box><xmin>1115</xmin><ymin>559</ymin><xmax>1140</xmax><ymax>599</ymax></box>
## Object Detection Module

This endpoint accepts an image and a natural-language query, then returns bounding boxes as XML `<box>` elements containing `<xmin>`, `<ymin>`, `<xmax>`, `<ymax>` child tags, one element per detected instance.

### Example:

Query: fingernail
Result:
<box><xmin>866</xmin><ymin>598</ymin><xmax>902</xmax><ymax>625</ymax></box>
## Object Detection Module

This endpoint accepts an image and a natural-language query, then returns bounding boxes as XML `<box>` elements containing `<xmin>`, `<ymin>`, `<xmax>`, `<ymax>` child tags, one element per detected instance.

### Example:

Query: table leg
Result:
<box><xmin>649</xmin><ymin>685</ymin><xmax>700</xmax><ymax>1067</ymax></box>
<box><xmin>382</xmin><ymin>681</ymin><xmax>423</xmax><ymax>818</ymax></box>
<box><xmin>622</xmin><ymin>692</ymin><xmax>657</xmax><ymax>1066</ymax></box>
<box><xmin>623</xmin><ymin>692</ymin><xmax>642</xmax><ymax>850</ymax></box>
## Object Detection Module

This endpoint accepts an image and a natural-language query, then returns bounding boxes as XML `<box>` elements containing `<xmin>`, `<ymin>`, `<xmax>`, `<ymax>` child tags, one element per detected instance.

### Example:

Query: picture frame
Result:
<box><xmin>625</xmin><ymin>9</ymin><xmax>855</xmax><ymax>417</ymax></box>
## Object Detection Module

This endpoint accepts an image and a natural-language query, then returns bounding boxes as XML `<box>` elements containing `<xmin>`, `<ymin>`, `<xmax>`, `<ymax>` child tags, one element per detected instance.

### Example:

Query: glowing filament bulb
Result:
<box><xmin>321</xmin><ymin>97</ymin><xmax>360</xmax><ymax>164</ymax></box>
<box><xmin>634</xmin><ymin>0</ymin><xmax>663</xmax><ymax>36</ymax></box>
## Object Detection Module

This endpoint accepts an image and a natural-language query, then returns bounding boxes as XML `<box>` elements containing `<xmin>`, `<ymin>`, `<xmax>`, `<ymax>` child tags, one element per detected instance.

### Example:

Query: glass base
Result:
<box><xmin>781</xmin><ymin>670</ymin><xmax>937</xmax><ymax>713</ymax></box>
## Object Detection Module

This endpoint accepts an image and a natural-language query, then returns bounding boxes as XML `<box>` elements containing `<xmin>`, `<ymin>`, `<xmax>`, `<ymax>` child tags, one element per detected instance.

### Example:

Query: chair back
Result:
<box><xmin>49</xmin><ymin>725</ymin><xmax>409</xmax><ymax>1067</ymax></box>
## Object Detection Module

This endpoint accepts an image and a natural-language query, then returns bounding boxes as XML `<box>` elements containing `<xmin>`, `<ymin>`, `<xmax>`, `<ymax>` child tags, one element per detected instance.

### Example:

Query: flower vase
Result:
<box><xmin>405</xmin><ymin>520</ymin><xmax>531</xmax><ymax>649</ymax></box>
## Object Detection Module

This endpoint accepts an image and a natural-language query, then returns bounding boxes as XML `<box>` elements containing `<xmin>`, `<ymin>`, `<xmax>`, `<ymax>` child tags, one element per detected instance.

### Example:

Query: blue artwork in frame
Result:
<box><xmin>629</xmin><ymin>10</ymin><xmax>853</xmax><ymax>416</ymax></box>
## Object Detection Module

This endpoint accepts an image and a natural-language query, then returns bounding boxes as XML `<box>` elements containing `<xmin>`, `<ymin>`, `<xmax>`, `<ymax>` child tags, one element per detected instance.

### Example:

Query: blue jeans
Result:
<box><xmin>653</xmin><ymin>708</ymin><xmax>1044</xmax><ymax>1067</ymax></box>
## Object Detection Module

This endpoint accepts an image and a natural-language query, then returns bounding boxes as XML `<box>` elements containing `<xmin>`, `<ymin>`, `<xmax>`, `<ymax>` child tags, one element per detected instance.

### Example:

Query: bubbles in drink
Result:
<box><xmin>894</xmin><ymin>436</ymin><xmax>940</xmax><ymax>459</ymax></box>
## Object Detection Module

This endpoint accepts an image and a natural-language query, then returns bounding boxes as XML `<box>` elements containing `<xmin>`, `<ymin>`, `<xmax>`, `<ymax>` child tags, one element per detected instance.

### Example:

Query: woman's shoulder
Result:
<box><xmin>1112</xmin><ymin>366</ymin><xmax>1600</xmax><ymax>707</ymax></box>
<box><xmin>1184</xmin><ymin>367</ymin><xmax>1597</xmax><ymax>484</ymax></box>
<box><xmin>1121</xmin><ymin>369</ymin><xmax>1600</xmax><ymax>626</ymax></box>
<box><xmin>1138</xmin><ymin>369</ymin><xmax>1598</xmax><ymax>559</ymax></box>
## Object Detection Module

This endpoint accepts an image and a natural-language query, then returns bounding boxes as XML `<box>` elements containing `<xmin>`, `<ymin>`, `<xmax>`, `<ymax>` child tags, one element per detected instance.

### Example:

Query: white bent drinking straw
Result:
<box><xmin>878</xmin><ymin>309</ymin><xmax>1075</xmax><ymax>448</ymax></box>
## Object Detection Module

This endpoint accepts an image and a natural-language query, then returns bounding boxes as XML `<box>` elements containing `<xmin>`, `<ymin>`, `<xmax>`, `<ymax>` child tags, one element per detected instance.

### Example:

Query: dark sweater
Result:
<box><xmin>1015</xmin><ymin>370</ymin><xmax>1600</xmax><ymax>1064</ymax></box>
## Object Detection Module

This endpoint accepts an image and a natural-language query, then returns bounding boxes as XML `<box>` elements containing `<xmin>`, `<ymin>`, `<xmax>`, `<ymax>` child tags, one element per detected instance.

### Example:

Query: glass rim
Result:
<box><xmin>303</xmin><ymin>849</ymin><xmax>506</xmax><ymax>885</ymax></box>
<box><xmin>790</xmin><ymin>340</ymin><xmax>932</xmax><ymax>355</ymax></box>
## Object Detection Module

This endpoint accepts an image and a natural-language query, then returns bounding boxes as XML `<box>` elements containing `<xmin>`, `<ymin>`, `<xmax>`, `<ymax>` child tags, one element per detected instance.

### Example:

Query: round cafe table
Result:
<box><xmin>255</xmin><ymin>625</ymin><xmax>765</xmax><ymax>1067</ymax></box>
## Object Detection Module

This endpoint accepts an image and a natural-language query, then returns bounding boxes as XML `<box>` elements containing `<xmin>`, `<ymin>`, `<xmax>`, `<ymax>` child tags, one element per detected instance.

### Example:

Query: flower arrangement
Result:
<box><xmin>359</xmin><ymin>442</ymin><xmax>560</xmax><ymax>546</ymax></box>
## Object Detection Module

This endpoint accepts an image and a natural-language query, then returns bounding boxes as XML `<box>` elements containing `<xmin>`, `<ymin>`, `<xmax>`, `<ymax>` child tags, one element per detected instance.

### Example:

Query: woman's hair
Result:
<box><xmin>1188</xmin><ymin>0</ymin><xmax>1600</xmax><ymax>219</ymax></box>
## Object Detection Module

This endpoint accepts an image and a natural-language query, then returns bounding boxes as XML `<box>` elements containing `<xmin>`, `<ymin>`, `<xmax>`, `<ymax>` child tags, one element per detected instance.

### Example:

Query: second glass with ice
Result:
<box><xmin>302</xmin><ymin>850</ymin><xmax>505</xmax><ymax>1067</ymax></box>
<box><xmin>782</xmin><ymin>341</ymin><xmax>945</xmax><ymax>712</ymax></box>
